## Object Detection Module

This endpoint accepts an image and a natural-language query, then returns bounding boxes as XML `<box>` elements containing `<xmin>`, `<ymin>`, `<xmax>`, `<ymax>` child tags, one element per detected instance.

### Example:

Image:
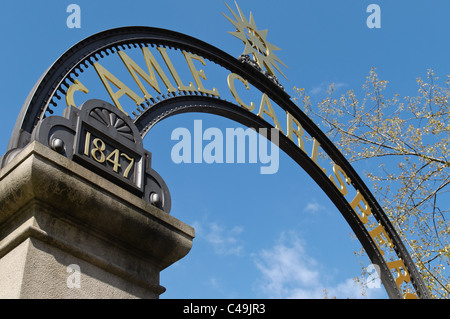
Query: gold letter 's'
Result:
<box><xmin>227</xmin><ymin>73</ymin><xmax>255</xmax><ymax>111</ymax></box>
<box><xmin>286</xmin><ymin>112</ymin><xmax>306</xmax><ymax>152</ymax></box>
<box><xmin>329</xmin><ymin>163</ymin><xmax>351</xmax><ymax>196</ymax></box>
<box><xmin>257</xmin><ymin>93</ymin><xmax>283</xmax><ymax>133</ymax></box>
<box><xmin>183</xmin><ymin>51</ymin><xmax>219</xmax><ymax>97</ymax></box>
<box><xmin>350</xmin><ymin>190</ymin><xmax>372</xmax><ymax>224</ymax></box>
<box><xmin>94</xmin><ymin>62</ymin><xmax>144</xmax><ymax>115</ymax></box>
<box><xmin>66</xmin><ymin>79</ymin><xmax>89</xmax><ymax>108</ymax></box>
<box><xmin>157</xmin><ymin>47</ymin><xmax>195</xmax><ymax>92</ymax></box>
<box><xmin>118</xmin><ymin>48</ymin><xmax>176</xmax><ymax>99</ymax></box>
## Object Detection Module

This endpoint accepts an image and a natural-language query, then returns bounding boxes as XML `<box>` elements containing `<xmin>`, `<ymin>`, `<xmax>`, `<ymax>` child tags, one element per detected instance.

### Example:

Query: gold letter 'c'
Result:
<box><xmin>66</xmin><ymin>79</ymin><xmax>89</xmax><ymax>108</ymax></box>
<box><xmin>227</xmin><ymin>73</ymin><xmax>255</xmax><ymax>111</ymax></box>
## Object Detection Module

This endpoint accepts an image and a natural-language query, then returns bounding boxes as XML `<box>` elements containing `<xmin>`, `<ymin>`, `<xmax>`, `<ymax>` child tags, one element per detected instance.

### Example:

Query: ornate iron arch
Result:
<box><xmin>2</xmin><ymin>26</ymin><xmax>431</xmax><ymax>299</ymax></box>
<box><xmin>6</xmin><ymin>26</ymin><xmax>286</xmax><ymax>153</ymax></box>
<box><xmin>133</xmin><ymin>94</ymin><xmax>430</xmax><ymax>299</ymax></box>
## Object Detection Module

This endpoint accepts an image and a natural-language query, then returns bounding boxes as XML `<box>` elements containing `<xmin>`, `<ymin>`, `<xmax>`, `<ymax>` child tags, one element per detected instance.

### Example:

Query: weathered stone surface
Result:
<box><xmin>0</xmin><ymin>141</ymin><xmax>194</xmax><ymax>298</ymax></box>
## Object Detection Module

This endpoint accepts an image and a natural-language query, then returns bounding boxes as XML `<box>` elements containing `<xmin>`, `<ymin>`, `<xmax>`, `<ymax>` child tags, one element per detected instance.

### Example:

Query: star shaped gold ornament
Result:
<box><xmin>223</xmin><ymin>1</ymin><xmax>288</xmax><ymax>80</ymax></box>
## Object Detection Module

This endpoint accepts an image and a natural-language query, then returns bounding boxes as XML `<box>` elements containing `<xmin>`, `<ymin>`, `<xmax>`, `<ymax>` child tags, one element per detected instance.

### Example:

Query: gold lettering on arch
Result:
<box><xmin>62</xmin><ymin>46</ymin><xmax>422</xmax><ymax>298</ymax></box>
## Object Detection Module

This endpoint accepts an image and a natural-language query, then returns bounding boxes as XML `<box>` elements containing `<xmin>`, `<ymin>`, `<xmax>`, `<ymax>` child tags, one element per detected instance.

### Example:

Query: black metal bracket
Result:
<box><xmin>30</xmin><ymin>99</ymin><xmax>171</xmax><ymax>213</ymax></box>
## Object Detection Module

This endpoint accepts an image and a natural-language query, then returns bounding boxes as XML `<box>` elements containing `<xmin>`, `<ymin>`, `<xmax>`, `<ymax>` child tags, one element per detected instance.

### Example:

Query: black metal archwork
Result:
<box><xmin>1</xmin><ymin>26</ymin><xmax>431</xmax><ymax>299</ymax></box>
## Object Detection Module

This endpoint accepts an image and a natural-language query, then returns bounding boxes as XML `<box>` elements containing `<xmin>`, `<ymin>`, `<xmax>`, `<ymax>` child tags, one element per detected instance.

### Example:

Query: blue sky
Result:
<box><xmin>1</xmin><ymin>0</ymin><xmax>449</xmax><ymax>299</ymax></box>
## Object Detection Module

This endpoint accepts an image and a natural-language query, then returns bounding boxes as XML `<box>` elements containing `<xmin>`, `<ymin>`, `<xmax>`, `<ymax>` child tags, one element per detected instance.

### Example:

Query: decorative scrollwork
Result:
<box><xmin>89</xmin><ymin>107</ymin><xmax>134</xmax><ymax>141</ymax></box>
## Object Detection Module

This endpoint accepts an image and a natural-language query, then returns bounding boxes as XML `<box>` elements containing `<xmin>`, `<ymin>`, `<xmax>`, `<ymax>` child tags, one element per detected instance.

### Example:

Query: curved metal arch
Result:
<box><xmin>7</xmin><ymin>26</ymin><xmax>288</xmax><ymax>152</ymax></box>
<box><xmin>6</xmin><ymin>26</ymin><xmax>430</xmax><ymax>299</ymax></box>
<box><xmin>133</xmin><ymin>95</ymin><xmax>429</xmax><ymax>299</ymax></box>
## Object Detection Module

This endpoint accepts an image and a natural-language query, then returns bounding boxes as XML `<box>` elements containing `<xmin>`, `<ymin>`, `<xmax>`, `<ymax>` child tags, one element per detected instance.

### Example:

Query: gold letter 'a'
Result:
<box><xmin>94</xmin><ymin>62</ymin><xmax>144</xmax><ymax>115</ymax></box>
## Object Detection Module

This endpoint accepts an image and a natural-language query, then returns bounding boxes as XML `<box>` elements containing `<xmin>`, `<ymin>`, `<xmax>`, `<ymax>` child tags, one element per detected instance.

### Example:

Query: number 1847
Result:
<box><xmin>83</xmin><ymin>131</ymin><xmax>135</xmax><ymax>179</ymax></box>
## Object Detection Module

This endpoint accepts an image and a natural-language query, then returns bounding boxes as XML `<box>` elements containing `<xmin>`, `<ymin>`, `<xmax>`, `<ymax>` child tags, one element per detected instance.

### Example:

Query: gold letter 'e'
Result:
<box><xmin>183</xmin><ymin>51</ymin><xmax>219</xmax><ymax>97</ymax></box>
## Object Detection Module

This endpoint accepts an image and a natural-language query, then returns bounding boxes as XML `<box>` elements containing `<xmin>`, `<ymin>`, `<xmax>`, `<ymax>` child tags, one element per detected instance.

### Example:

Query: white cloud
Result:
<box><xmin>310</xmin><ymin>87</ymin><xmax>322</xmax><ymax>95</ymax></box>
<box><xmin>303</xmin><ymin>199</ymin><xmax>325</xmax><ymax>214</ymax></box>
<box><xmin>253</xmin><ymin>231</ymin><xmax>385</xmax><ymax>299</ymax></box>
<box><xmin>310</xmin><ymin>82</ymin><xmax>347</xmax><ymax>96</ymax></box>
<box><xmin>195</xmin><ymin>220</ymin><xmax>244</xmax><ymax>256</ymax></box>
<box><xmin>253</xmin><ymin>232</ymin><xmax>319</xmax><ymax>297</ymax></box>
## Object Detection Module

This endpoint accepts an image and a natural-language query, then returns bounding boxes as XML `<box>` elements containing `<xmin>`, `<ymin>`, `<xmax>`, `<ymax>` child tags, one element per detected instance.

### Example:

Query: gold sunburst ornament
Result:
<box><xmin>223</xmin><ymin>1</ymin><xmax>288</xmax><ymax>80</ymax></box>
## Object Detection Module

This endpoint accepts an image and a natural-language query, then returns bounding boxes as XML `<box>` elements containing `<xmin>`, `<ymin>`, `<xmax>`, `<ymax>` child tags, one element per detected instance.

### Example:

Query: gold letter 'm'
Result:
<box><xmin>118</xmin><ymin>48</ymin><xmax>176</xmax><ymax>99</ymax></box>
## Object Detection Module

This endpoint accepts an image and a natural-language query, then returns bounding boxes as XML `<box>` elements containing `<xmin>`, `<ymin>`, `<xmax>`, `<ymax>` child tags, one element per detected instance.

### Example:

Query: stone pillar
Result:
<box><xmin>0</xmin><ymin>141</ymin><xmax>194</xmax><ymax>299</ymax></box>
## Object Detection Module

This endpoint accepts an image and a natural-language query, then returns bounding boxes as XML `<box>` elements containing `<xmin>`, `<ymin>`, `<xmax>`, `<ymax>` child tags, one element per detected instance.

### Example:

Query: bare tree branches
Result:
<box><xmin>293</xmin><ymin>68</ymin><xmax>450</xmax><ymax>298</ymax></box>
